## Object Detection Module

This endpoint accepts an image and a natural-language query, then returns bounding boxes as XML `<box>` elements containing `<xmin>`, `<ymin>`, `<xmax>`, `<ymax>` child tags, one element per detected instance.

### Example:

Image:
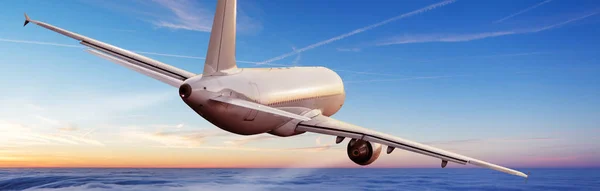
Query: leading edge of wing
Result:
<box><xmin>24</xmin><ymin>13</ymin><xmax>196</xmax><ymax>84</ymax></box>
<box><xmin>296</xmin><ymin>115</ymin><xmax>528</xmax><ymax>178</ymax></box>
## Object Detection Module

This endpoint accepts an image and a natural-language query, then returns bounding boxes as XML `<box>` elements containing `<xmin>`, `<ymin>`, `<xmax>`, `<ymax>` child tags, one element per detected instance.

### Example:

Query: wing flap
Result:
<box><xmin>210</xmin><ymin>96</ymin><xmax>311</xmax><ymax>121</ymax></box>
<box><xmin>296</xmin><ymin>115</ymin><xmax>528</xmax><ymax>178</ymax></box>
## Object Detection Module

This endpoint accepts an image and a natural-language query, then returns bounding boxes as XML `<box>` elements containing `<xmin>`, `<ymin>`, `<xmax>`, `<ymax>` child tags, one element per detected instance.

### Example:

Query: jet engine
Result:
<box><xmin>347</xmin><ymin>139</ymin><xmax>382</xmax><ymax>165</ymax></box>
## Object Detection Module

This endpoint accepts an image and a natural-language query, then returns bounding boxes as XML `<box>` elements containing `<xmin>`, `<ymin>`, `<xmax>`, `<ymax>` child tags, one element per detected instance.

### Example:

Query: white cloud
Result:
<box><xmin>150</xmin><ymin>0</ymin><xmax>262</xmax><ymax>33</ymax></box>
<box><xmin>291</xmin><ymin>47</ymin><xmax>302</xmax><ymax>66</ymax></box>
<box><xmin>24</xmin><ymin>103</ymin><xmax>45</xmax><ymax>111</ymax></box>
<box><xmin>36</xmin><ymin>91</ymin><xmax>175</xmax><ymax>123</ymax></box>
<box><xmin>413</xmin><ymin>52</ymin><xmax>546</xmax><ymax>64</ymax></box>
<box><xmin>377</xmin><ymin>31</ymin><xmax>517</xmax><ymax>45</ymax></box>
<box><xmin>0</xmin><ymin>120</ymin><xmax>104</xmax><ymax>147</ymax></box>
<box><xmin>151</xmin><ymin>0</ymin><xmax>213</xmax><ymax>32</ymax></box>
<box><xmin>0</xmin><ymin>38</ymin><xmax>81</xmax><ymax>48</ymax></box>
<box><xmin>494</xmin><ymin>0</ymin><xmax>553</xmax><ymax>23</ymax></box>
<box><xmin>224</xmin><ymin>135</ymin><xmax>277</xmax><ymax>146</ymax></box>
<box><xmin>58</xmin><ymin>124</ymin><xmax>79</xmax><ymax>132</ymax></box>
<box><xmin>377</xmin><ymin>12</ymin><xmax>597</xmax><ymax>46</ymax></box>
<box><xmin>122</xmin><ymin>124</ymin><xmax>336</xmax><ymax>152</ymax></box>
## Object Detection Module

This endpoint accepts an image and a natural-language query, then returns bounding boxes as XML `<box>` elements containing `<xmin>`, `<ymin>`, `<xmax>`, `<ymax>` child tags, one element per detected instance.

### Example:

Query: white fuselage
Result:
<box><xmin>181</xmin><ymin>67</ymin><xmax>346</xmax><ymax>136</ymax></box>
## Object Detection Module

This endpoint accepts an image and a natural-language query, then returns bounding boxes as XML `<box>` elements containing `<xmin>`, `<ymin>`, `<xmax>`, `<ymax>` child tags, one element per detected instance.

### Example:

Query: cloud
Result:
<box><xmin>149</xmin><ymin>0</ymin><xmax>262</xmax><ymax>33</ymax></box>
<box><xmin>150</xmin><ymin>0</ymin><xmax>213</xmax><ymax>32</ymax></box>
<box><xmin>526</xmin><ymin>155</ymin><xmax>579</xmax><ymax>163</ymax></box>
<box><xmin>494</xmin><ymin>0</ymin><xmax>553</xmax><ymax>23</ymax></box>
<box><xmin>224</xmin><ymin>135</ymin><xmax>335</xmax><ymax>152</ymax></box>
<box><xmin>128</xmin><ymin>125</ymin><xmax>336</xmax><ymax>153</ymax></box>
<box><xmin>58</xmin><ymin>124</ymin><xmax>79</xmax><ymax>132</ymax></box>
<box><xmin>34</xmin><ymin>115</ymin><xmax>79</xmax><ymax>132</ymax></box>
<box><xmin>376</xmin><ymin>12</ymin><xmax>598</xmax><ymax>46</ymax></box>
<box><xmin>0</xmin><ymin>120</ymin><xmax>104</xmax><ymax>147</ymax></box>
<box><xmin>256</xmin><ymin>0</ymin><xmax>457</xmax><ymax>65</ymax></box>
<box><xmin>292</xmin><ymin>136</ymin><xmax>334</xmax><ymax>152</ymax></box>
<box><xmin>413</xmin><ymin>52</ymin><xmax>547</xmax><ymax>64</ymax></box>
<box><xmin>129</xmin><ymin>126</ymin><xmax>229</xmax><ymax>148</ymax></box>
<box><xmin>24</xmin><ymin>103</ymin><xmax>45</xmax><ymax>111</ymax></box>
<box><xmin>0</xmin><ymin>38</ymin><xmax>81</xmax><ymax>48</ymax></box>
<box><xmin>46</xmin><ymin>91</ymin><xmax>174</xmax><ymax>122</ymax></box>
<box><xmin>123</xmin><ymin>123</ymin><xmax>234</xmax><ymax>148</ymax></box>
<box><xmin>377</xmin><ymin>31</ymin><xmax>517</xmax><ymax>45</ymax></box>
<box><xmin>225</xmin><ymin>135</ymin><xmax>278</xmax><ymax>146</ymax></box>
<box><xmin>291</xmin><ymin>47</ymin><xmax>302</xmax><ymax>66</ymax></box>
<box><xmin>34</xmin><ymin>115</ymin><xmax>62</xmax><ymax>126</ymax></box>
<box><xmin>286</xmin><ymin>145</ymin><xmax>333</xmax><ymax>152</ymax></box>
<box><xmin>424</xmin><ymin>137</ymin><xmax>557</xmax><ymax>145</ymax></box>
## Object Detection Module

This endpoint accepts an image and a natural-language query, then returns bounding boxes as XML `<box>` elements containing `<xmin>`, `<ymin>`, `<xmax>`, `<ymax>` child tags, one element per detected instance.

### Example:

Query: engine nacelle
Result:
<box><xmin>347</xmin><ymin>139</ymin><xmax>382</xmax><ymax>165</ymax></box>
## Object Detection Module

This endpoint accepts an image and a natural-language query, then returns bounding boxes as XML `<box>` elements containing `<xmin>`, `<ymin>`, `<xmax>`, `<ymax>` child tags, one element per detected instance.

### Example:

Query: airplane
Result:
<box><xmin>24</xmin><ymin>0</ymin><xmax>528</xmax><ymax>178</ymax></box>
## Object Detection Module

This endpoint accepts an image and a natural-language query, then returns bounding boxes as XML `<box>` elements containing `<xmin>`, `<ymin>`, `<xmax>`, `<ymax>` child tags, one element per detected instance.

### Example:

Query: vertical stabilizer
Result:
<box><xmin>204</xmin><ymin>0</ymin><xmax>238</xmax><ymax>75</ymax></box>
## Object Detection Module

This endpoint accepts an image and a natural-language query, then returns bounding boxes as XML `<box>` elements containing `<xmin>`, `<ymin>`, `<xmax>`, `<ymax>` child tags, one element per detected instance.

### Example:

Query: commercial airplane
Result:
<box><xmin>24</xmin><ymin>0</ymin><xmax>528</xmax><ymax>178</ymax></box>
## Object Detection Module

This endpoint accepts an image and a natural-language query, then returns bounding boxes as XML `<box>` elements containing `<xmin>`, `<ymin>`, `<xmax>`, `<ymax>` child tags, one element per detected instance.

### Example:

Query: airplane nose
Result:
<box><xmin>179</xmin><ymin>83</ymin><xmax>192</xmax><ymax>98</ymax></box>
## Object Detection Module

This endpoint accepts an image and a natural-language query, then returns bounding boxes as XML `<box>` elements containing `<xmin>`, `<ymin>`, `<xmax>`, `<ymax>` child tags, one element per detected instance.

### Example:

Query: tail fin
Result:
<box><xmin>203</xmin><ymin>0</ymin><xmax>238</xmax><ymax>76</ymax></box>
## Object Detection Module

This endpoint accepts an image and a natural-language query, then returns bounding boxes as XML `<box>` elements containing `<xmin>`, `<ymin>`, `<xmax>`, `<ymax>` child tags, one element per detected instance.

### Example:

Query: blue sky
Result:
<box><xmin>0</xmin><ymin>0</ymin><xmax>599</xmax><ymax>168</ymax></box>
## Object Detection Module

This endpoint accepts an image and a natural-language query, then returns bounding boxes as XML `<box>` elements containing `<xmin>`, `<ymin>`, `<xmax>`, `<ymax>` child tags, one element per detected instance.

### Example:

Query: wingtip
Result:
<box><xmin>23</xmin><ymin>13</ymin><xmax>30</xmax><ymax>27</ymax></box>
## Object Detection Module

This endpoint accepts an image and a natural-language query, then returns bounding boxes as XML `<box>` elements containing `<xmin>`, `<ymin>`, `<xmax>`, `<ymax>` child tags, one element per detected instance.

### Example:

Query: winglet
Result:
<box><xmin>23</xmin><ymin>13</ymin><xmax>31</xmax><ymax>27</ymax></box>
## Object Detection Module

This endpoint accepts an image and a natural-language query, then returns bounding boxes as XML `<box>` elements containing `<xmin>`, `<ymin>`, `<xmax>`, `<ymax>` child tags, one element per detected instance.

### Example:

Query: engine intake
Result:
<box><xmin>179</xmin><ymin>83</ymin><xmax>192</xmax><ymax>98</ymax></box>
<box><xmin>347</xmin><ymin>139</ymin><xmax>382</xmax><ymax>165</ymax></box>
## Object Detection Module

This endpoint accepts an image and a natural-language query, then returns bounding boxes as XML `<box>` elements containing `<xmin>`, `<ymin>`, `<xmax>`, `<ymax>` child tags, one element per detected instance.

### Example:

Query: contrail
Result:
<box><xmin>0</xmin><ymin>38</ymin><xmax>82</xmax><ymax>48</ymax></box>
<box><xmin>494</xmin><ymin>0</ymin><xmax>552</xmax><ymax>23</ymax></box>
<box><xmin>256</xmin><ymin>0</ymin><xmax>457</xmax><ymax>65</ymax></box>
<box><xmin>377</xmin><ymin>12</ymin><xmax>598</xmax><ymax>46</ymax></box>
<box><xmin>1</xmin><ymin>37</ymin><xmax>404</xmax><ymax>77</ymax></box>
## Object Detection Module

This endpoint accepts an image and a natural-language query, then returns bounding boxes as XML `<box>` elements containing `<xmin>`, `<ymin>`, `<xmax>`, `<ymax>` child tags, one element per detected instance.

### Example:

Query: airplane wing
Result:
<box><xmin>23</xmin><ymin>13</ymin><xmax>196</xmax><ymax>87</ymax></box>
<box><xmin>296</xmin><ymin>114</ymin><xmax>529</xmax><ymax>178</ymax></box>
<box><xmin>203</xmin><ymin>95</ymin><xmax>528</xmax><ymax>178</ymax></box>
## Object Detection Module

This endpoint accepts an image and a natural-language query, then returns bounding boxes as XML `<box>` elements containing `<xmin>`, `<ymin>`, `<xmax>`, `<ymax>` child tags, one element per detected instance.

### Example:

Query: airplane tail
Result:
<box><xmin>203</xmin><ymin>0</ymin><xmax>238</xmax><ymax>76</ymax></box>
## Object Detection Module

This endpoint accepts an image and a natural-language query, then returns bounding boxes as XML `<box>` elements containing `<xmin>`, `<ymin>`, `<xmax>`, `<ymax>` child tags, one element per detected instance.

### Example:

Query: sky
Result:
<box><xmin>0</xmin><ymin>0</ymin><xmax>599</xmax><ymax>168</ymax></box>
